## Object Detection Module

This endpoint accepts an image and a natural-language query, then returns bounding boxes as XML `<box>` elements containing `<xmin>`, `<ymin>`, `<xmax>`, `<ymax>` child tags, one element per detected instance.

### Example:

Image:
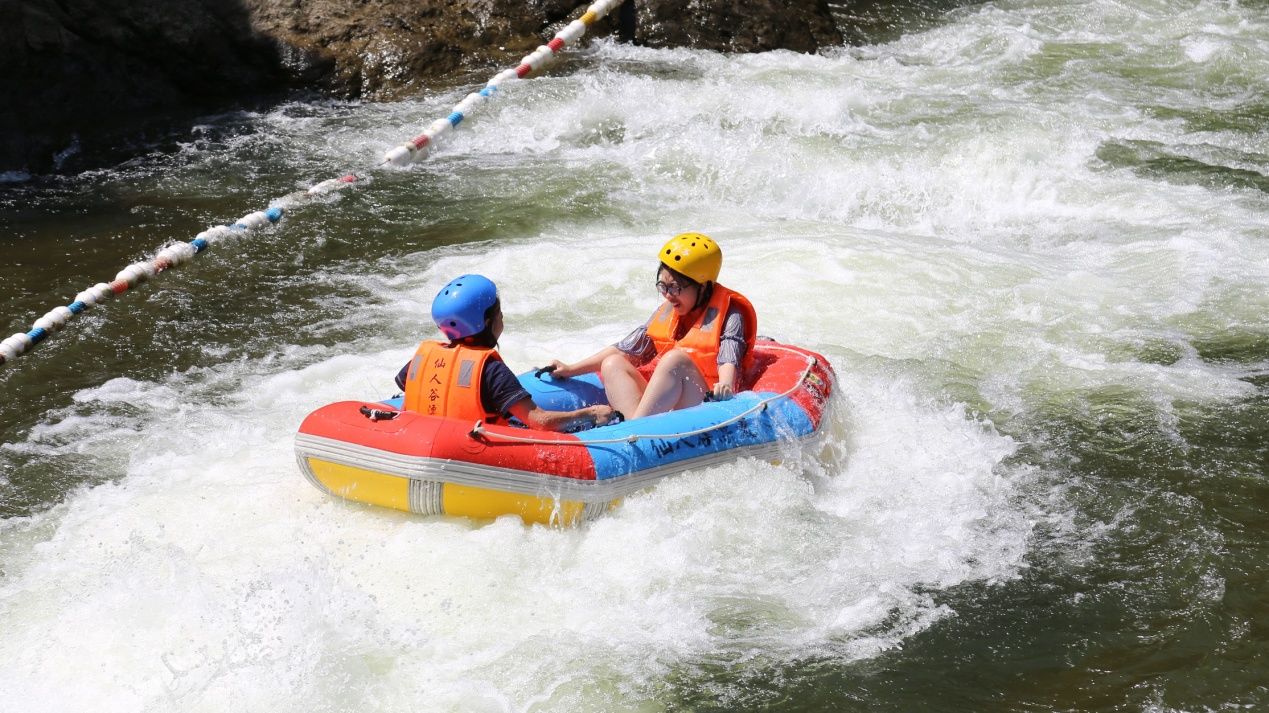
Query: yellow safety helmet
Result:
<box><xmin>658</xmin><ymin>232</ymin><xmax>722</xmax><ymax>284</ymax></box>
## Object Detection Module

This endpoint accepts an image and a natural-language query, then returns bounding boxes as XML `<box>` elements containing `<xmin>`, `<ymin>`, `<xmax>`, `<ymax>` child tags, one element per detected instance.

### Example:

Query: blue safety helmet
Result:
<box><xmin>431</xmin><ymin>274</ymin><xmax>499</xmax><ymax>340</ymax></box>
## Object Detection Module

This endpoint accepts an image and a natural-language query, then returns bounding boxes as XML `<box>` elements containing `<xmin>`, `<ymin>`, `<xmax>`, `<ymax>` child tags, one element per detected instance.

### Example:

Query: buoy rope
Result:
<box><xmin>0</xmin><ymin>0</ymin><xmax>629</xmax><ymax>370</ymax></box>
<box><xmin>471</xmin><ymin>346</ymin><xmax>821</xmax><ymax>446</ymax></box>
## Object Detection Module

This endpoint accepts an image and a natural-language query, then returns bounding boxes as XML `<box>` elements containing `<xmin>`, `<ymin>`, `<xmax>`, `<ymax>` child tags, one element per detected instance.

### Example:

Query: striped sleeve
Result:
<box><xmin>614</xmin><ymin>320</ymin><xmax>658</xmax><ymax>363</ymax></box>
<box><xmin>717</xmin><ymin>308</ymin><xmax>748</xmax><ymax>366</ymax></box>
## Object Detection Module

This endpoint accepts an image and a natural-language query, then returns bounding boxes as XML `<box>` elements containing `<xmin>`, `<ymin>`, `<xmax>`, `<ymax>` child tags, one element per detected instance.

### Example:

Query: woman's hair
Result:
<box><xmin>657</xmin><ymin>264</ymin><xmax>712</xmax><ymax>308</ymax></box>
<box><xmin>457</xmin><ymin>299</ymin><xmax>501</xmax><ymax>348</ymax></box>
<box><xmin>657</xmin><ymin>263</ymin><xmax>697</xmax><ymax>288</ymax></box>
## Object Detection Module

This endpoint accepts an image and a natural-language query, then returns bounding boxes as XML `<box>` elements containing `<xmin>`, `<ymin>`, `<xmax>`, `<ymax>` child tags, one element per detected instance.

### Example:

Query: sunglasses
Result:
<box><xmin>655</xmin><ymin>280</ymin><xmax>692</xmax><ymax>297</ymax></box>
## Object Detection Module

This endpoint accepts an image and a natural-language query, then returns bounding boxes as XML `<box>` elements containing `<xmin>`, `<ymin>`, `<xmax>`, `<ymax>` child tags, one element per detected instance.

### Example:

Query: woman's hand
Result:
<box><xmin>711</xmin><ymin>381</ymin><xmax>734</xmax><ymax>401</ymax></box>
<box><xmin>546</xmin><ymin>359</ymin><xmax>573</xmax><ymax>378</ymax></box>
<box><xmin>712</xmin><ymin>362</ymin><xmax>738</xmax><ymax>401</ymax></box>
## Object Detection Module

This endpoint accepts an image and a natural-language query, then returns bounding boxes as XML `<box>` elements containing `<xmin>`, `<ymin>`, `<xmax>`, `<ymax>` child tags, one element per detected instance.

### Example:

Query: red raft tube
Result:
<box><xmin>295</xmin><ymin>339</ymin><xmax>834</xmax><ymax>526</ymax></box>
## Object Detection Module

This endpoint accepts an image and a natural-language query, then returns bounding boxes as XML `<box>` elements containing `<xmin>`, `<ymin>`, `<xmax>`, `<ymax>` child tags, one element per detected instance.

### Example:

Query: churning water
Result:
<box><xmin>1</xmin><ymin>0</ymin><xmax>1266</xmax><ymax>710</ymax></box>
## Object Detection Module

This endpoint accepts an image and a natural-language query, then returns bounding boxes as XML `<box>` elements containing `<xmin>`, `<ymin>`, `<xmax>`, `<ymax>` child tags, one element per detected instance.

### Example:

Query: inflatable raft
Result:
<box><xmin>295</xmin><ymin>339</ymin><xmax>834</xmax><ymax>525</ymax></box>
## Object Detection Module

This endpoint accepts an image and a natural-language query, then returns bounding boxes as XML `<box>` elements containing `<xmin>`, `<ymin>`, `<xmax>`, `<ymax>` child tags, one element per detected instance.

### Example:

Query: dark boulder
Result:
<box><xmin>625</xmin><ymin>0</ymin><xmax>842</xmax><ymax>53</ymax></box>
<box><xmin>240</xmin><ymin>0</ymin><xmax>584</xmax><ymax>99</ymax></box>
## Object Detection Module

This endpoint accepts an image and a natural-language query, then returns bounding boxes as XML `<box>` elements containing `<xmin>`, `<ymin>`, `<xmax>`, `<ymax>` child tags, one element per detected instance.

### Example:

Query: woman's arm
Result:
<box><xmin>549</xmin><ymin>321</ymin><xmax>655</xmax><ymax>378</ymax></box>
<box><xmin>547</xmin><ymin>345</ymin><xmax>625</xmax><ymax>378</ymax></box>
<box><xmin>712</xmin><ymin>308</ymin><xmax>747</xmax><ymax>400</ymax></box>
<box><xmin>713</xmin><ymin>362</ymin><xmax>738</xmax><ymax>400</ymax></box>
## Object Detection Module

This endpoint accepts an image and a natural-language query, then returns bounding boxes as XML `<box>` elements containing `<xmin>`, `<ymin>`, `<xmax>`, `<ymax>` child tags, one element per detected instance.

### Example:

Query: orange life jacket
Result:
<box><xmin>402</xmin><ymin>341</ymin><xmax>501</xmax><ymax>422</ymax></box>
<box><xmin>644</xmin><ymin>283</ymin><xmax>757</xmax><ymax>387</ymax></box>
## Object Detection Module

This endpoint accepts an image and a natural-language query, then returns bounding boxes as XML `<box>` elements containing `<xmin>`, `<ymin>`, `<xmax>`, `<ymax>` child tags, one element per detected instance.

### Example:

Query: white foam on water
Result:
<box><xmin>0</xmin><ymin>332</ymin><xmax>1032</xmax><ymax>711</ymax></box>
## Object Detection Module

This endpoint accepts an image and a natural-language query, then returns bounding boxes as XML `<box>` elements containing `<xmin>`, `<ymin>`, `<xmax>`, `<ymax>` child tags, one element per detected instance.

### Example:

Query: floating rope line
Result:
<box><xmin>0</xmin><ymin>206</ymin><xmax>284</xmax><ymax>367</ymax></box>
<box><xmin>470</xmin><ymin>347</ymin><xmax>821</xmax><ymax>447</ymax></box>
<box><xmin>0</xmin><ymin>0</ymin><xmax>628</xmax><ymax>370</ymax></box>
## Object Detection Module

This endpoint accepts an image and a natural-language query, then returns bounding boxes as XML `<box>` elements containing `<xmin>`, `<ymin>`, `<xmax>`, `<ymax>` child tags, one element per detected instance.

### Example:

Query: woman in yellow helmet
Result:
<box><xmin>547</xmin><ymin>233</ymin><xmax>757</xmax><ymax>419</ymax></box>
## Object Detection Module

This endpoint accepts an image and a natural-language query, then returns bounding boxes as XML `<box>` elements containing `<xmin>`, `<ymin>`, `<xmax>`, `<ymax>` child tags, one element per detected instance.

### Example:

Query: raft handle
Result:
<box><xmin>359</xmin><ymin>405</ymin><xmax>400</xmax><ymax>422</ymax></box>
<box><xmin>533</xmin><ymin>365</ymin><xmax>558</xmax><ymax>379</ymax></box>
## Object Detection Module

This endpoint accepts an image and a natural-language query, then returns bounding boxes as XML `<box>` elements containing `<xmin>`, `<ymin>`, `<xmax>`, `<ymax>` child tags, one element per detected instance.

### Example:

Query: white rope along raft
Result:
<box><xmin>0</xmin><ymin>0</ymin><xmax>629</xmax><ymax>369</ymax></box>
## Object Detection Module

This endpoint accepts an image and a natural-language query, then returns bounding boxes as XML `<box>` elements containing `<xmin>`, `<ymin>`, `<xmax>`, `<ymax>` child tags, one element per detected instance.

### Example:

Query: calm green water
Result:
<box><xmin>1</xmin><ymin>1</ymin><xmax>1267</xmax><ymax>710</ymax></box>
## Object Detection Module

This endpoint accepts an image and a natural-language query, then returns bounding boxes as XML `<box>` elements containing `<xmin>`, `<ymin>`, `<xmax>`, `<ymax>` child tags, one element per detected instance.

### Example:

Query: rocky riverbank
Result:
<box><xmin>1</xmin><ymin>0</ymin><xmax>844</xmax><ymax>174</ymax></box>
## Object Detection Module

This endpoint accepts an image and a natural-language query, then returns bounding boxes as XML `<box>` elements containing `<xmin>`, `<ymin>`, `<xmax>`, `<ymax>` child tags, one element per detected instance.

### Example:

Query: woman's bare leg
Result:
<box><xmin>631</xmin><ymin>349</ymin><xmax>708</xmax><ymax>419</ymax></box>
<box><xmin>600</xmin><ymin>352</ymin><xmax>647</xmax><ymax>416</ymax></box>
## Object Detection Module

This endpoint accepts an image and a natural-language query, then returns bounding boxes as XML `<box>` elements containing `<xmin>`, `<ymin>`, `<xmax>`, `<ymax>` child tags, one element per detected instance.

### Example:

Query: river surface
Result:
<box><xmin>1</xmin><ymin>1</ymin><xmax>1267</xmax><ymax>710</ymax></box>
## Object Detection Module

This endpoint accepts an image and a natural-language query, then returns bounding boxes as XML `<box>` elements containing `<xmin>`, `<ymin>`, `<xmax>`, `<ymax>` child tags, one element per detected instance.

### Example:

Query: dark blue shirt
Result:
<box><xmin>395</xmin><ymin>357</ymin><xmax>531</xmax><ymax>417</ymax></box>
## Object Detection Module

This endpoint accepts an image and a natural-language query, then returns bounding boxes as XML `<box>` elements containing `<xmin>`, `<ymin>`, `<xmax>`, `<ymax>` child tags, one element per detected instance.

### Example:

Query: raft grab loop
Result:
<box><xmin>359</xmin><ymin>405</ymin><xmax>401</xmax><ymax>422</ymax></box>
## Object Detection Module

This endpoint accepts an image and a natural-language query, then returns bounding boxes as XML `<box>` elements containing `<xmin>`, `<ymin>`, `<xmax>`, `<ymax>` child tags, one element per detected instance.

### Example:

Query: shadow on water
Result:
<box><xmin>1096</xmin><ymin>139</ymin><xmax>1269</xmax><ymax>194</ymax></box>
<box><xmin>1145</xmin><ymin>102</ymin><xmax>1269</xmax><ymax>136</ymax></box>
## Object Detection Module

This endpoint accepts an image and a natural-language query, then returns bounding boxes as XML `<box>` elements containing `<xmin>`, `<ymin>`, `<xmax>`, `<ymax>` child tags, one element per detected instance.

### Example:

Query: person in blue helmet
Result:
<box><xmin>397</xmin><ymin>274</ymin><xmax>615</xmax><ymax>431</ymax></box>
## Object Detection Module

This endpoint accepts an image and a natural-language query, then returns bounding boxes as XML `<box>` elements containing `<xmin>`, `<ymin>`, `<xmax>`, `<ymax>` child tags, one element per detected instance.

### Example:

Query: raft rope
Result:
<box><xmin>0</xmin><ymin>0</ymin><xmax>629</xmax><ymax>370</ymax></box>
<box><xmin>470</xmin><ymin>346</ymin><xmax>822</xmax><ymax>446</ymax></box>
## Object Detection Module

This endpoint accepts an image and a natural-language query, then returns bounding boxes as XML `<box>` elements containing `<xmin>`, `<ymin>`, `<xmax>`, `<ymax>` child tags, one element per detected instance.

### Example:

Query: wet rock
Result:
<box><xmin>246</xmin><ymin>0</ymin><xmax>843</xmax><ymax>98</ymax></box>
<box><xmin>626</xmin><ymin>0</ymin><xmax>842</xmax><ymax>54</ymax></box>
<box><xmin>241</xmin><ymin>0</ymin><xmax>583</xmax><ymax>99</ymax></box>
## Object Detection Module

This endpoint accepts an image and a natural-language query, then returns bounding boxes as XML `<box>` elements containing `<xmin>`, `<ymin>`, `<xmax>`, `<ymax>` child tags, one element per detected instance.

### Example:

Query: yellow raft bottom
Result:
<box><xmin>304</xmin><ymin>457</ymin><xmax>614</xmax><ymax>527</ymax></box>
